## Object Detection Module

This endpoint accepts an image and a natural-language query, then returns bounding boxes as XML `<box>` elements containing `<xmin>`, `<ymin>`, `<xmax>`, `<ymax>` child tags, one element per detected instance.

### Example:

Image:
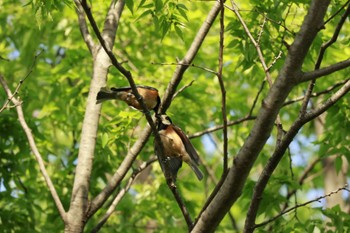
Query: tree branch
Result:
<box><xmin>77</xmin><ymin>1</ymin><xmax>184</xmax><ymax>226</ymax></box>
<box><xmin>160</xmin><ymin>1</ymin><xmax>222</xmax><ymax>113</ymax></box>
<box><xmin>304</xmin><ymin>79</ymin><xmax>350</xmax><ymax>121</ymax></box>
<box><xmin>243</xmin><ymin>78</ymin><xmax>350</xmax><ymax>233</ymax></box>
<box><xmin>227</xmin><ymin>0</ymin><xmax>285</xmax><ymax>146</ymax></box>
<box><xmin>102</xmin><ymin>0</ymin><xmax>124</xmax><ymax>49</ymax></box>
<box><xmin>88</xmin><ymin>126</ymin><xmax>151</xmax><ymax>218</ymax></box>
<box><xmin>81</xmin><ymin>1</ymin><xmax>222</xmax><ymax>230</ymax></box>
<box><xmin>254</xmin><ymin>185</ymin><xmax>350</xmax><ymax>229</ymax></box>
<box><xmin>282</xmin><ymin>157</ymin><xmax>322</xmax><ymax>211</ymax></box>
<box><xmin>193</xmin><ymin>0</ymin><xmax>331</xmax><ymax>231</ymax></box>
<box><xmin>90</xmin><ymin>157</ymin><xmax>157</xmax><ymax>233</ymax></box>
<box><xmin>172</xmin><ymin>80</ymin><xmax>195</xmax><ymax>100</ymax></box>
<box><xmin>249</xmin><ymin>80</ymin><xmax>266</xmax><ymax>117</ymax></box>
<box><xmin>0</xmin><ymin>51</ymin><xmax>42</xmax><ymax>113</ymax></box>
<box><xmin>0</xmin><ymin>74</ymin><xmax>67</xmax><ymax>222</ymax></box>
<box><xmin>226</xmin><ymin>2</ymin><xmax>273</xmax><ymax>86</ymax></box>
<box><xmin>74</xmin><ymin>0</ymin><xmax>95</xmax><ymax>54</ymax></box>
<box><xmin>299</xmin><ymin>2</ymin><xmax>350</xmax><ymax>116</ymax></box>
<box><xmin>283</xmin><ymin>78</ymin><xmax>350</xmax><ymax>106</ymax></box>
<box><xmin>323</xmin><ymin>0</ymin><xmax>350</xmax><ymax>26</ymax></box>
<box><xmin>316</xmin><ymin>1</ymin><xmax>350</xmax><ymax>70</ymax></box>
<box><xmin>79</xmin><ymin>0</ymin><xmax>157</xmax><ymax>135</ymax></box>
<box><xmin>67</xmin><ymin>1</ymin><xmax>125</xmax><ymax>230</ymax></box>
<box><xmin>169</xmin><ymin>184</ymin><xmax>194</xmax><ymax>229</ymax></box>
<box><xmin>155</xmin><ymin>1</ymin><xmax>223</xmax><ymax>227</ymax></box>
<box><xmin>300</xmin><ymin>58</ymin><xmax>350</xmax><ymax>83</ymax></box>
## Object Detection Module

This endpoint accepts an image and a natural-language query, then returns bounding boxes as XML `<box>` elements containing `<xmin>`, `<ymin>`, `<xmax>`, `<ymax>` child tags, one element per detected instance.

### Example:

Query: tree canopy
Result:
<box><xmin>1</xmin><ymin>0</ymin><xmax>350</xmax><ymax>232</ymax></box>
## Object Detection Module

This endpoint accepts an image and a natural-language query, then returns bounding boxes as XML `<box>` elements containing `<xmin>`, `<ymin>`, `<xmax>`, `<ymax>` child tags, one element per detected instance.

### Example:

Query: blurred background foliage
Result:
<box><xmin>0</xmin><ymin>0</ymin><xmax>349</xmax><ymax>232</ymax></box>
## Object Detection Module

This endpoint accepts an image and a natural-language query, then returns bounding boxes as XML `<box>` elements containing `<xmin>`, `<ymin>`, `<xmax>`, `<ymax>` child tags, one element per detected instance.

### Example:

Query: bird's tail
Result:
<box><xmin>96</xmin><ymin>87</ymin><xmax>118</xmax><ymax>104</ymax></box>
<box><xmin>189</xmin><ymin>162</ymin><xmax>203</xmax><ymax>181</ymax></box>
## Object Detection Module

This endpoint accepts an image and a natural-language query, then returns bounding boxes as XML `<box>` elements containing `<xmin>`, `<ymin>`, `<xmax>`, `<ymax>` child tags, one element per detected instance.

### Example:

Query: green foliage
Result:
<box><xmin>136</xmin><ymin>0</ymin><xmax>189</xmax><ymax>39</ymax></box>
<box><xmin>1</xmin><ymin>0</ymin><xmax>350</xmax><ymax>232</ymax></box>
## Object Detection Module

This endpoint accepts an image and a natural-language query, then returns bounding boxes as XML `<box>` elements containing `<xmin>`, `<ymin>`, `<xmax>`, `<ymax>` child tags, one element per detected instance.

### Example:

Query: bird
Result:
<box><xmin>155</xmin><ymin>114</ymin><xmax>203</xmax><ymax>181</ymax></box>
<box><xmin>154</xmin><ymin>149</ymin><xmax>183</xmax><ymax>184</ymax></box>
<box><xmin>96</xmin><ymin>85</ymin><xmax>160</xmax><ymax>112</ymax></box>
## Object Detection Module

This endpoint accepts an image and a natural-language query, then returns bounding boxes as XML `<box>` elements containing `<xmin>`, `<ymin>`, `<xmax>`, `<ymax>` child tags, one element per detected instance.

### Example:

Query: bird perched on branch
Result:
<box><xmin>155</xmin><ymin>114</ymin><xmax>203</xmax><ymax>181</ymax></box>
<box><xmin>96</xmin><ymin>85</ymin><xmax>160</xmax><ymax>112</ymax></box>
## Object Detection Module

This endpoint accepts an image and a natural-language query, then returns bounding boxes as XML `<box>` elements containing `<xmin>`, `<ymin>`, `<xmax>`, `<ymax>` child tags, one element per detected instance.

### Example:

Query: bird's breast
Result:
<box><xmin>159</xmin><ymin>128</ymin><xmax>186</xmax><ymax>158</ymax></box>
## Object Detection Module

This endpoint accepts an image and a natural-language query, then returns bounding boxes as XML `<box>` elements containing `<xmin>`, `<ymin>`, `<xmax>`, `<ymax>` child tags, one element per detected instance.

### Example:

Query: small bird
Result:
<box><xmin>155</xmin><ymin>114</ymin><xmax>203</xmax><ymax>180</ymax></box>
<box><xmin>96</xmin><ymin>85</ymin><xmax>160</xmax><ymax>112</ymax></box>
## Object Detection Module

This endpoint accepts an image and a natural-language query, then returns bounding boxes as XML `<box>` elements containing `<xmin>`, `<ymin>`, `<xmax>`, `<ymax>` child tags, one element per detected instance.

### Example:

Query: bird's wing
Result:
<box><xmin>172</xmin><ymin>125</ymin><xmax>201</xmax><ymax>165</ymax></box>
<box><xmin>110</xmin><ymin>85</ymin><xmax>158</xmax><ymax>92</ymax></box>
<box><xmin>110</xmin><ymin>86</ymin><xmax>132</xmax><ymax>92</ymax></box>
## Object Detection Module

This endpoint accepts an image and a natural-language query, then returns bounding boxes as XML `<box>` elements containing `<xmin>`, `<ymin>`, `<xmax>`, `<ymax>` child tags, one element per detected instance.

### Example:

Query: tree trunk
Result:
<box><xmin>64</xmin><ymin>1</ymin><xmax>125</xmax><ymax>231</ymax></box>
<box><xmin>314</xmin><ymin>105</ymin><xmax>348</xmax><ymax>231</ymax></box>
<box><xmin>314</xmin><ymin>110</ymin><xmax>347</xmax><ymax>209</ymax></box>
<box><xmin>65</xmin><ymin>49</ymin><xmax>110</xmax><ymax>233</ymax></box>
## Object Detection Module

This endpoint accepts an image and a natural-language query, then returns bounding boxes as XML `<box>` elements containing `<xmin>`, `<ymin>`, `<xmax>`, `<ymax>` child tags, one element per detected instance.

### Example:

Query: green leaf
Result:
<box><xmin>101</xmin><ymin>132</ymin><xmax>109</xmax><ymax>148</ymax></box>
<box><xmin>136</xmin><ymin>9</ymin><xmax>153</xmax><ymax>21</ymax></box>
<box><xmin>137</xmin><ymin>0</ymin><xmax>147</xmax><ymax>9</ymax></box>
<box><xmin>154</xmin><ymin>0</ymin><xmax>163</xmax><ymax>12</ymax></box>
<box><xmin>176</xmin><ymin>5</ymin><xmax>188</xmax><ymax>21</ymax></box>
<box><xmin>334</xmin><ymin>156</ymin><xmax>343</xmax><ymax>174</ymax></box>
<box><xmin>174</xmin><ymin>24</ymin><xmax>184</xmax><ymax>41</ymax></box>
<box><xmin>37</xmin><ymin>103</ymin><xmax>59</xmax><ymax>118</ymax></box>
<box><xmin>125</xmin><ymin>0</ymin><xmax>134</xmax><ymax>14</ymax></box>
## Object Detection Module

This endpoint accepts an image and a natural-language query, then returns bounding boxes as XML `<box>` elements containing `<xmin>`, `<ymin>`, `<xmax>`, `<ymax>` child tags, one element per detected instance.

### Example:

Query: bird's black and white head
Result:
<box><xmin>159</xmin><ymin>115</ymin><xmax>172</xmax><ymax>125</ymax></box>
<box><xmin>157</xmin><ymin>114</ymin><xmax>173</xmax><ymax>130</ymax></box>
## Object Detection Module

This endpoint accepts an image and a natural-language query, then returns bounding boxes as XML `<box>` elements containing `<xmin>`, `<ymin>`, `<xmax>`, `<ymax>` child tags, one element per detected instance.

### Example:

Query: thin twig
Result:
<box><xmin>79</xmin><ymin>1</ymin><xmax>199</xmax><ymax>229</ymax></box>
<box><xmin>283</xmin><ymin>78</ymin><xmax>350</xmax><ymax>106</ymax></box>
<box><xmin>254</xmin><ymin>185</ymin><xmax>350</xmax><ymax>229</ymax></box>
<box><xmin>151</xmin><ymin>61</ymin><xmax>218</xmax><ymax>75</ymax></box>
<box><xmin>248</xmin><ymin>80</ymin><xmax>266</xmax><ymax>117</ymax></box>
<box><xmin>155</xmin><ymin>3</ymin><xmax>223</xmax><ymax>228</ymax></box>
<box><xmin>255</xmin><ymin>8</ymin><xmax>295</xmax><ymax>36</ymax></box>
<box><xmin>299</xmin><ymin>1</ymin><xmax>350</xmax><ymax>117</ymax></box>
<box><xmin>74</xmin><ymin>0</ymin><xmax>95</xmax><ymax>54</ymax></box>
<box><xmin>244</xmin><ymin>79</ymin><xmax>350</xmax><ymax>233</ymax></box>
<box><xmin>91</xmin><ymin>158</ymin><xmax>157</xmax><ymax>233</ymax></box>
<box><xmin>226</xmin><ymin>2</ymin><xmax>272</xmax><ymax>85</ymax></box>
<box><xmin>169</xmin><ymin>183</ymin><xmax>194</xmax><ymax>229</ymax></box>
<box><xmin>172</xmin><ymin>80</ymin><xmax>195</xmax><ymax>100</ymax></box>
<box><xmin>189</xmin><ymin>115</ymin><xmax>256</xmax><ymax>139</ymax></box>
<box><xmin>78</xmin><ymin>0</ymin><xmax>164</xmax><ymax>219</ymax></box>
<box><xmin>266</xmin><ymin>51</ymin><xmax>283</xmax><ymax>72</ymax></box>
<box><xmin>0</xmin><ymin>55</ymin><xmax>10</xmax><ymax>61</ymax></box>
<box><xmin>160</xmin><ymin>0</ymin><xmax>222</xmax><ymax>113</ymax></box>
<box><xmin>78</xmin><ymin>0</ymin><xmax>160</xmax><ymax>222</ymax></box>
<box><xmin>217</xmin><ymin>0</ymin><xmax>228</xmax><ymax>174</ymax></box>
<box><xmin>304</xmin><ymin>79</ymin><xmax>350</xmax><ymax>120</ymax></box>
<box><xmin>281</xmin><ymin>157</ymin><xmax>322</xmax><ymax>211</ymax></box>
<box><xmin>0</xmin><ymin>74</ymin><xmax>67</xmax><ymax>222</ymax></box>
<box><xmin>0</xmin><ymin>51</ymin><xmax>42</xmax><ymax>113</ymax></box>
<box><xmin>323</xmin><ymin>0</ymin><xmax>350</xmax><ymax>26</ymax></box>
<box><xmin>227</xmin><ymin>0</ymin><xmax>285</xmax><ymax>145</ymax></box>
<box><xmin>16</xmin><ymin>174</ymin><xmax>28</xmax><ymax>195</ymax></box>
<box><xmin>257</xmin><ymin>13</ymin><xmax>267</xmax><ymax>44</ymax></box>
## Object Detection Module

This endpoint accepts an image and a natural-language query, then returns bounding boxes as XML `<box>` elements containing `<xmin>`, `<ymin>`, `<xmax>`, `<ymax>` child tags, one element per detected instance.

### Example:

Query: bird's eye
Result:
<box><xmin>165</xmin><ymin>116</ymin><xmax>172</xmax><ymax>123</ymax></box>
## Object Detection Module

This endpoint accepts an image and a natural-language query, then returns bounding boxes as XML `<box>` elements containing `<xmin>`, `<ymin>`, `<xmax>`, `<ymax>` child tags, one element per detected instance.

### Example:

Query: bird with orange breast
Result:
<box><xmin>96</xmin><ymin>85</ymin><xmax>160</xmax><ymax>112</ymax></box>
<box><xmin>155</xmin><ymin>114</ymin><xmax>203</xmax><ymax>181</ymax></box>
